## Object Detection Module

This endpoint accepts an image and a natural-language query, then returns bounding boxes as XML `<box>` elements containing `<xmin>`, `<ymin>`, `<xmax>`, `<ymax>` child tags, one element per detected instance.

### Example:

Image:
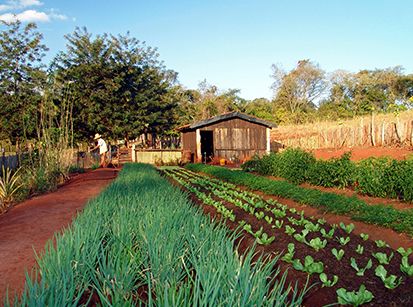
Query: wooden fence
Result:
<box><xmin>271</xmin><ymin>110</ymin><xmax>413</xmax><ymax>150</ymax></box>
<box><xmin>133</xmin><ymin>149</ymin><xmax>182</xmax><ymax>164</ymax></box>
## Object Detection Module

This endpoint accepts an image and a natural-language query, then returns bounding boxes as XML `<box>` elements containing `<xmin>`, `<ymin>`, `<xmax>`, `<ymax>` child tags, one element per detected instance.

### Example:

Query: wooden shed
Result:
<box><xmin>179</xmin><ymin>112</ymin><xmax>276</xmax><ymax>163</ymax></box>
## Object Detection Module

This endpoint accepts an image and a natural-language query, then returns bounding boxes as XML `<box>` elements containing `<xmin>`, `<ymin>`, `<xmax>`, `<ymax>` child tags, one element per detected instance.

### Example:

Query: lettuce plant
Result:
<box><xmin>375</xmin><ymin>240</ymin><xmax>389</xmax><ymax>248</ymax></box>
<box><xmin>293</xmin><ymin>256</ymin><xmax>324</xmax><ymax>275</ymax></box>
<box><xmin>336</xmin><ymin>285</ymin><xmax>374</xmax><ymax>306</ymax></box>
<box><xmin>340</xmin><ymin>222</ymin><xmax>355</xmax><ymax>234</ymax></box>
<box><xmin>256</xmin><ymin>232</ymin><xmax>275</xmax><ymax>245</ymax></box>
<box><xmin>307</xmin><ymin>237</ymin><xmax>327</xmax><ymax>251</ymax></box>
<box><xmin>320</xmin><ymin>228</ymin><xmax>334</xmax><ymax>239</ymax></box>
<box><xmin>319</xmin><ymin>273</ymin><xmax>338</xmax><ymax>287</ymax></box>
<box><xmin>273</xmin><ymin>219</ymin><xmax>283</xmax><ymax>229</ymax></box>
<box><xmin>397</xmin><ymin>247</ymin><xmax>413</xmax><ymax>258</ymax></box>
<box><xmin>337</xmin><ymin>236</ymin><xmax>350</xmax><ymax>246</ymax></box>
<box><xmin>350</xmin><ymin>258</ymin><xmax>372</xmax><ymax>276</ymax></box>
<box><xmin>355</xmin><ymin>245</ymin><xmax>364</xmax><ymax>255</ymax></box>
<box><xmin>285</xmin><ymin>225</ymin><xmax>296</xmax><ymax>236</ymax></box>
<box><xmin>281</xmin><ymin>243</ymin><xmax>295</xmax><ymax>263</ymax></box>
<box><xmin>375</xmin><ymin>265</ymin><xmax>402</xmax><ymax>289</ymax></box>
<box><xmin>400</xmin><ymin>257</ymin><xmax>413</xmax><ymax>276</ymax></box>
<box><xmin>372</xmin><ymin>252</ymin><xmax>393</xmax><ymax>265</ymax></box>
<box><xmin>293</xmin><ymin>229</ymin><xmax>309</xmax><ymax>243</ymax></box>
<box><xmin>332</xmin><ymin>248</ymin><xmax>345</xmax><ymax>261</ymax></box>
<box><xmin>264</xmin><ymin>215</ymin><xmax>273</xmax><ymax>224</ymax></box>
<box><xmin>360</xmin><ymin>233</ymin><xmax>369</xmax><ymax>241</ymax></box>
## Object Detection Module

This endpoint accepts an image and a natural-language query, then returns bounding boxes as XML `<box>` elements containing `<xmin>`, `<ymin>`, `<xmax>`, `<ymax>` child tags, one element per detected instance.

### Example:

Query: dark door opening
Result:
<box><xmin>200</xmin><ymin>131</ymin><xmax>214</xmax><ymax>162</ymax></box>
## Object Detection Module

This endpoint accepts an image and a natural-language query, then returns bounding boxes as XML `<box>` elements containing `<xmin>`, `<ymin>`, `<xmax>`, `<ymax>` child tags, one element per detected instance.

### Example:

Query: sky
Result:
<box><xmin>1</xmin><ymin>0</ymin><xmax>412</xmax><ymax>100</ymax></box>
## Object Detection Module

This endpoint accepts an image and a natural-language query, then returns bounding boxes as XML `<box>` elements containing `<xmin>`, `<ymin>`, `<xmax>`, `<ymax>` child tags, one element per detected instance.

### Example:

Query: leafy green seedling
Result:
<box><xmin>375</xmin><ymin>265</ymin><xmax>402</xmax><ymax>289</ymax></box>
<box><xmin>360</xmin><ymin>233</ymin><xmax>369</xmax><ymax>241</ymax></box>
<box><xmin>317</xmin><ymin>218</ymin><xmax>326</xmax><ymax>225</ymax></box>
<box><xmin>340</xmin><ymin>222</ymin><xmax>355</xmax><ymax>234</ymax></box>
<box><xmin>256</xmin><ymin>232</ymin><xmax>275</xmax><ymax>245</ymax></box>
<box><xmin>355</xmin><ymin>244</ymin><xmax>364</xmax><ymax>255</ymax></box>
<box><xmin>397</xmin><ymin>247</ymin><xmax>413</xmax><ymax>258</ymax></box>
<box><xmin>308</xmin><ymin>237</ymin><xmax>327</xmax><ymax>251</ymax></box>
<box><xmin>304</xmin><ymin>221</ymin><xmax>320</xmax><ymax>232</ymax></box>
<box><xmin>332</xmin><ymin>248</ymin><xmax>345</xmax><ymax>261</ymax></box>
<box><xmin>375</xmin><ymin>240</ymin><xmax>389</xmax><ymax>248</ymax></box>
<box><xmin>264</xmin><ymin>215</ymin><xmax>273</xmax><ymax>224</ymax></box>
<box><xmin>319</xmin><ymin>273</ymin><xmax>338</xmax><ymax>287</ymax></box>
<box><xmin>255</xmin><ymin>211</ymin><xmax>265</xmax><ymax>220</ymax></box>
<box><xmin>293</xmin><ymin>256</ymin><xmax>324</xmax><ymax>275</ymax></box>
<box><xmin>254</xmin><ymin>227</ymin><xmax>264</xmax><ymax>238</ymax></box>
<box><xmin>337</xmin><ymin>236</ymin><xmax>350</xmax><ymax>246</ymax></box>
<box><xmin>373</xmin><ymin>252</ymin><xmax>394</xmax><ymax>265</ymax></box>
<box><xmin>293</xmin><ymin>229</ymin><xmax>309</xmax><ymax>243</ymax></box>
<box><xmin>243</xmin><ymin>223</ymin><xmax>253</xmax><ymax>234</ymax></box>
<box><xmin>281</xmin><ymin>243</ymin><xmax>295</xmax><ymax>263</ymax></box>
<box><xmin>285</xmin><ymin>225</ymin><xmax>296</xmax><ymax>236</ymax></box>
<box><xmin>336</xmin><ymin>285</ymin><xmax>374</xmax><ymax>306</ymax></box>
<box><xmin>274</xmin><ymin>219</ymin><xmax>283</xmax><ymax>229</ymax></box>
<box><xmin>400</xmin><ymin>257</ymin><xmax>413</xmax><ymax>277</ymax></box>
<box><xmin>320</xmin><ymin>228</ymin><xmax>334</xmax><ymax>239</ymax></box>
<box><xmin>350</xmin><ymin>258</ymin><xmax>372</xmax><ymax>276</ymax></box>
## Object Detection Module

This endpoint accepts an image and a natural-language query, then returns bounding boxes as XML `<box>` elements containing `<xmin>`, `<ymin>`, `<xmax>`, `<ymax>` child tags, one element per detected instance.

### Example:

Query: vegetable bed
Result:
<box><xmin>10</xmin><ymin>164</ymin><xmax>304</xmax><ymax>306</ymax></box>
<box><xmin>162</xmin><ymin>167</ymin><xmax>413</xmax><ymax>306</ymax></box>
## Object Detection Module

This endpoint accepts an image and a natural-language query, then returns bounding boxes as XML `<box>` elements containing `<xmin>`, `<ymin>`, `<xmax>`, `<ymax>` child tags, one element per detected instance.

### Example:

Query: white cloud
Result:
<box><xmin>0</xmin><ymin>0</ymin><xmax>43</xmax><ymax>11</ymax></box>
<box><xmin>0</xmin><ymin>9</ymin><xmax>49</xmax><ymax>22</ymax></box>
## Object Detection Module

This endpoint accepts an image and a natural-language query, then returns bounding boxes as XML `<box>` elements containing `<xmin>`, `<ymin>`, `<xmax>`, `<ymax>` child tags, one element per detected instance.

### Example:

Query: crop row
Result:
<box><xmin>9</xmin><ymin>164</ymin><xmax>305</xmax><ymax>306</ymax></box>
<box><xmin>186</xmin><ymin>163</ymin><xmax>413</xmax><ymax>236</ymax></box>
<box><xmin>242</xmin><ymin>148</ymin><xmax>413</xmax><ymax>201</ymax></box>
<box><xmin>164</xmin><ymin>167</ymin><xmax>413</xmax><ymax>306</ymax></box>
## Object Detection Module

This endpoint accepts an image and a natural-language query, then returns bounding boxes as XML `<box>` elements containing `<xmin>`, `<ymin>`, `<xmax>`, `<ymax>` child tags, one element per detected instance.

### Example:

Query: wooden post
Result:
<box><xmin>266</xmin><ymin>128</ymin><xmax>270</xmax><ymax>154</ymax></box>
<box><xmin>196</xmin><ymin>129</ymin><xmax>201</xmax><ymax>162</ymax></box>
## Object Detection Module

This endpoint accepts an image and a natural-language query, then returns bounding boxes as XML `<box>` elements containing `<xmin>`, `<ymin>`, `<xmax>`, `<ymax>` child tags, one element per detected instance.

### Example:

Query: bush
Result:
<box><xmin>307</xmin><ymin>152</ymin><xmax>355</xmax><ymax>188</ymax></box>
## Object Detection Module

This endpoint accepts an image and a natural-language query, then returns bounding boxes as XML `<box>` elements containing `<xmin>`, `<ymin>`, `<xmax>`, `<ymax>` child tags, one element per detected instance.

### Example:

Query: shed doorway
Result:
<box><xmin>200</xmin><ymin>130</ymin><xmax>214</xmax><ymax>162</ymax></box>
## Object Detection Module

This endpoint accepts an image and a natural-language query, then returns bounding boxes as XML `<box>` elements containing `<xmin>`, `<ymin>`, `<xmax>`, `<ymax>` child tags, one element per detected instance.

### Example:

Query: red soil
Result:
<box><xmin>0</xmin><ymin>168</ymin><xmax>118</xmax><ymax>304</ymax></box>
<box><xmin>312</xmin><ymin>146</ymin><xmax>412</xmax><ymax>161</ymax></box>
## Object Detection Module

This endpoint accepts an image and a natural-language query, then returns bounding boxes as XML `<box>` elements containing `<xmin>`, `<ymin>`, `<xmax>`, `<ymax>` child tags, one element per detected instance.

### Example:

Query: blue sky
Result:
<box><xmin>1</xmin><ymin>0</ymin><xmax>412</xmax><ymax>99</ymax></box>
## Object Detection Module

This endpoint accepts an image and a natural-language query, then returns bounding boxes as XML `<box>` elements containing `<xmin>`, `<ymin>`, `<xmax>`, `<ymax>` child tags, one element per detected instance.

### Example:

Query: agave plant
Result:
<box><xmin>0</xmin><ymin>166</ymin><xmax>22</xmax><ymax>211</ymax></box>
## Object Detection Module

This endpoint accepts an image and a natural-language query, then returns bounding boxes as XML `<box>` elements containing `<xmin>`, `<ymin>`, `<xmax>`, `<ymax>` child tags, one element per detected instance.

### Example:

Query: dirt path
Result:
<box><xmin>0</xmin><ymin>168</ymin><xmax>118</xmax><ymax>304</ymax></box>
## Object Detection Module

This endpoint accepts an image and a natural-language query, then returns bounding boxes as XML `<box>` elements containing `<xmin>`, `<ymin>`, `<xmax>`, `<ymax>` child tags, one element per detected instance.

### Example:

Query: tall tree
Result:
<box><xmin>52</xmin><ymin>28</ymin><xmax>179</xmax><ymax>141</ymax></box>
<box><xmin>271</xmin><ymin>60</ymin><xmax>326</xmax><ymax>123</ymax></box>
<box><xmin>0</xmin><ymin>20</ymin><xmax>48</xmax><ymax>141</ymax></box>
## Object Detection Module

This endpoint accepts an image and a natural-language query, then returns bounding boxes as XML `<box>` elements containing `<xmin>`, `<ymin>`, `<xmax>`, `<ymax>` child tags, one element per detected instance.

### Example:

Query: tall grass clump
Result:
<box><xmin>9</xmin><ymin>163</ymin><xmax>306</xmax><ymax>306</ymax></box>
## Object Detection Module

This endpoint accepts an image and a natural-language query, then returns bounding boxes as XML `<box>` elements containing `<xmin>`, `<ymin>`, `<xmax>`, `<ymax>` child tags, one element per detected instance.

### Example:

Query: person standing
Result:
<box><xmin>90</xmin><ymin>133</ymin><xmax>108</xmax><ymax>168</ymax></box>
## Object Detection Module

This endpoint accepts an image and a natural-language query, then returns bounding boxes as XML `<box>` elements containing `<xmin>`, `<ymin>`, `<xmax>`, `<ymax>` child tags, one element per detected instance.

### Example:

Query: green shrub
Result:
<box><xmin>308</xmin><ymin>152</ymin><xmax>355</xmax><ymax>188</ymax></box>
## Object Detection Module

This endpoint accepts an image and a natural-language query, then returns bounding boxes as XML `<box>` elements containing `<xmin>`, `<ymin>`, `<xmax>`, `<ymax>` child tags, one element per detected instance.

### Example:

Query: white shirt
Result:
<box><xmin>98</xmin><ymin>138</ymin><xmax>108</xmax><ymax>154</ymax></box>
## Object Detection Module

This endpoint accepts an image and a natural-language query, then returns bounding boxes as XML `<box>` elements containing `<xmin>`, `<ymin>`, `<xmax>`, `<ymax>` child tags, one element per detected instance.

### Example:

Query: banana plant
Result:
<box><xmin>320</xmin><ymin>228</ymin><xmax>334</xmax><ymax>239</ymax></box>
<box><xmin>336</xmin><ymin>285</ymin><xmax>374</xmax><ymax>306</ymax></box>
<box><xmin>293</xmin><ymin>256</ymin><xmax>324</xmax><ymax>275</ymax></box>
<box><xmin>332</xmin><ymin>248</ymin><xmax>345</xmax><ymax>261</ymax></box>
<box><xmin>400</xmin><ymin>257</ymin><xmax>413</xmax><ymax>276</ymax></box>
<box><xmin>375</xmin><ymin>265</ymin><xmax>402</xmax><ymax>289</ymax></box>
<box><xmin>281</xmin><ymin>243</ymin><xmax>295</xmax><ymax>263</ymax></box>
<box><xmin>319</xmin><ymin>273</ymin><xmax>338</xmax><ymax>287</ymax></box>
<box><xmin>340</xmin><ymin>222</ymin><xmax>355</xmax><ymax>234</ymax></box>
<box><xmin>350</xmin><ymin>258</ymin><xmax>372</xmax><ymax>276</ymax></box>
<box><xmin>355</xmin><ymin>244</ymin><xmax>364</xmax><ymax>255</ymax></box>
<box><xmin>372</xmin><ymin>252</ymin><xmax>394</xmax><ymax>265</ymax></box>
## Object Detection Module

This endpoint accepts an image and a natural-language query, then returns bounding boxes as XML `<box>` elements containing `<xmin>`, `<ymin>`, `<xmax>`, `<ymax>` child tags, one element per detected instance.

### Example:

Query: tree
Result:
<box><xmin>0</xmin><ymin>20</ymin><xmax>48</xmax><ymax>142</ymax></box>
<box><xmin>271</xmin><ymin>60</ymin><xmax>326</xmax><ymax>123</ymax></box>
<box><xmin>52</xmin><ymin>28</ymin><xmax>179</xmax><ymax>141</ymax></box>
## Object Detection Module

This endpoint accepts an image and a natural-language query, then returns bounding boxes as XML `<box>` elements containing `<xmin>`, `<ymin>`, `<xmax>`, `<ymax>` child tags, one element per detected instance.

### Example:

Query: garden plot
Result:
<box><xmin>162</xmin><ymin>167</ymin><xmax>413</xmax><ymax>306</ymax></box>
